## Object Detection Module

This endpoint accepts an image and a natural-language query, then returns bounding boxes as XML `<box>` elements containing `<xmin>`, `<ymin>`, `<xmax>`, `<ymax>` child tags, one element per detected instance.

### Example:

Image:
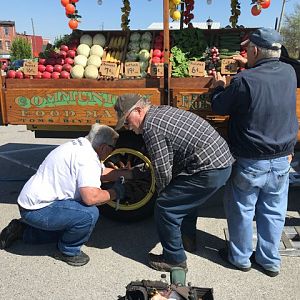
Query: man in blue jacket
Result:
<box><xmin>211</xmin><ymin>28</ymin><xmax>298</xmax><ymax>277</ymax></box>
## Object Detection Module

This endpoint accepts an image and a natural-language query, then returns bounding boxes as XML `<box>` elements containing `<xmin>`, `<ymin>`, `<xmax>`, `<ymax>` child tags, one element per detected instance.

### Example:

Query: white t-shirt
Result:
<box><xmin>18</xmin><ymin>137</ymin><xmax>104</xmax><ymax>210</ymax></box>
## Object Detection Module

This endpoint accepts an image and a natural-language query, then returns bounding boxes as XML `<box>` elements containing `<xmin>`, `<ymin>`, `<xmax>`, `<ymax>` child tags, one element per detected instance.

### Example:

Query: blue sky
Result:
<box><xmin>0</xmin><ymin>0</ymin><xmax>298</xmax><ymax>42</ymax></box>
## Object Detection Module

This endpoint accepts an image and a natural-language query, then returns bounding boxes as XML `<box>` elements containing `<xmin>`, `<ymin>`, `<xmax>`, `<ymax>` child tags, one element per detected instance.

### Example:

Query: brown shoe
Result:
<box><xmin>182</xmin><ymin>234</ymin><xmax>196</xmax><ymax>253</ymax></box>
<box><xmin>148</xmin><ymin>253</ymin><xmax>187</xmax><ymax>272</ymax></box>
<box><xmin>0</xmin><ymin>219</ymin><xmax>25</xmax><ymax>249</ymax></box>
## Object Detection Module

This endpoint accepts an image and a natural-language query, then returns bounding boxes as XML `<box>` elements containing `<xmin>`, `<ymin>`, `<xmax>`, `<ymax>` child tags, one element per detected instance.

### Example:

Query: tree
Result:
<box><xmin>281</xmin><ymin>4</ymin><xmax>300</xmax><ymax>59</ymax></box>
<box><xmin>10</xmin><ymin>37</ymin><xmax>32</xmax><ymax>61</ymax></box>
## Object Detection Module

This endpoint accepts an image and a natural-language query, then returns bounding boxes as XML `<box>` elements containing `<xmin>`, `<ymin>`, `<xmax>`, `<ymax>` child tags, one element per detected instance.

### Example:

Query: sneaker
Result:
<box><xmin>250</xmin><ymin>252</ymin><xmax>279</xmax><ymax>277</ymax></box>
<box><xmin>182</xmin><ymin>234</ymin><xmax>196</xmax><ymax>253</ymax></box>
<box><xmin>148</xmin><ymin>253</ymin><xmax>187</xmax><ymax>272</ymax></box>
<box><xmin>0</xmin><ymin>219</ymin><xmax>25</xmax><ymax>249</ymax></box>
<box><xmin>53</xmin><ymin>251</ymin><xmax>90</xmax><ymax>267</ymax></box>
<box><xmin>218</xmin><ymin>248</ymin><xmax>251</xmax><ymax>272</ymax></box>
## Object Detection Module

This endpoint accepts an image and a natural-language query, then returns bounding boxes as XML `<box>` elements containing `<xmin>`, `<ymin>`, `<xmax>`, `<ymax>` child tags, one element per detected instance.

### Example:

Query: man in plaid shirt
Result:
<box><xmin>115</xmin><ymin>94</ymin><xmax>234</xmax><ymax>271</ymax></box>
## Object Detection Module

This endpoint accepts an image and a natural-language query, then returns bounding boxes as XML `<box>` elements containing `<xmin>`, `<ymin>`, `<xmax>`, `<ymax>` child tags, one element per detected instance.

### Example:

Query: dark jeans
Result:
<box><xmin>20</xmin><ymin>199</ymin><xmax>99</xmax><ymax>256</ymax></box>
<box><xmin>155</xmin><ymin>166</ymin><xmax>232</xmax><ymax>263</ymax></box>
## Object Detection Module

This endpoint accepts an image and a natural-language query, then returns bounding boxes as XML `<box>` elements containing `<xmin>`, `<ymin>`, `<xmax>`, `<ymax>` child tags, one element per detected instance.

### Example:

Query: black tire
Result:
<box><xmin>100</xmin><ymin>131</ymin><xmax>157</xmax><ymax>222</ymax></box>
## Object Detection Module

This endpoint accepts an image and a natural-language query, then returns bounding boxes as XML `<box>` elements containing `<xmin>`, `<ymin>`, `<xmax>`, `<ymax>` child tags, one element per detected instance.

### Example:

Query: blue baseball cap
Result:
<box><xmin>241</xmin><ymin>28</ymin><xmax>282</xmax><ymax>50</ymax></box>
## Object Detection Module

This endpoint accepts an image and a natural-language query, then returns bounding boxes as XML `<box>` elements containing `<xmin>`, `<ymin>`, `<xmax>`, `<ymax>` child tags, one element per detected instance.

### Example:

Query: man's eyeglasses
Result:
<box><xmin>124</xmin><ymin>107</ymin><xmax>137</xmax><ymax>127</ymax></box>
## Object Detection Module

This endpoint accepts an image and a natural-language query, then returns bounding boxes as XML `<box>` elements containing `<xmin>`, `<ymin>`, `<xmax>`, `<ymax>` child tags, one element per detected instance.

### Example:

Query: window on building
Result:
<box><xmin>0</xmin><ymin>40</ymin><xmax>3</xmax><ymax>49</ymax></box>
<box><xmin>4</xmin><ymin>27</ymin><xmax>9</xmax><ymax>36</ymax></box>
<box><xmin>5</xmin><ymin>41</ymin><xmax>11</xmax><ymax>51</ymax></box>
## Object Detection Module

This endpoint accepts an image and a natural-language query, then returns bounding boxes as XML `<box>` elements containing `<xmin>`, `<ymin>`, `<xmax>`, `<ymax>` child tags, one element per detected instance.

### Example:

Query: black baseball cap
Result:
<box><xmin>241</xmin><ymin>28</ymin><xmax>282</xmax><ymax>50</ymax></box>
<box><xmin>114</xmin><ymin>94</ymin><xmax>142</xmax><ymax>130</ymax></box>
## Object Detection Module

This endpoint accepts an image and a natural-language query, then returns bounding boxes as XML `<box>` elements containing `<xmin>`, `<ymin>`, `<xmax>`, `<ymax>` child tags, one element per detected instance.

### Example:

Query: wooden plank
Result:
<box><xmin>5</xmin><ymin>88</ymin><xmax>161</xmax><ymax>126</ymax></box>
<box><xmin>281</xmin><ymin>231</ymin><xmax>294</xmax><ymax>250</ymax></box>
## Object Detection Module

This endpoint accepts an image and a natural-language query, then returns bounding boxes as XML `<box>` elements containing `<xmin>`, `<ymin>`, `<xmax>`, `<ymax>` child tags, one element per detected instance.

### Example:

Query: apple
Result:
<box><xmin>38</xmin><ymin>58</ymin><xmax>46</xmax><ymax>65</ymax></box>
<box><xmin>15</xmin><ymin>71</ymin><xmax>24</xmax><ymax>79</ymax></box>
<box><xmin>33</xmin><ymin>71</ymin><xmax>42</xmax><ymax>79</ymax></box>
<box><xmin>153</xmin><ymin>49</ymin><xmax>162</xmax><ymax>58</ymax></box>
<box><xmin>151</xmin><ymin>57</ymin><xmax>161</xmax><ymax>64</ymax></box>
<box><xmin>67</xmin><ymin>50</ymin><xmax>76</xmax><ymax>58</ymax></box>
<box><xmin>60</xmin><ymin>44</ymin><xmax>69</xmax><ymax>52</ymax></box>
<box><xmin>64</xmin><ymin>57</ymin><xmax>74</xmax><ymax>65</ymax></box>
<box><xmin>62</xmin><ymin>64</ymin><xmax>72</xmax><ymax>72</ymax></box>
<box><xmin>160</xmin><ymin>57</ymin><xmax>164</xmax><ymax>63</ymax></box>
<box><xmin>51</xmin><ymin>72</ymin><xmax>61</xmax><ymax>79</ymax></box>
<box><xmin>46</xmin><ymin>58</ymin><xmax>56</xmax><ymax>65</ymax></box>
<box><xmin>45</xmin><ymin>65</ymin><xmax>54</xmax><ymax>73</ymax></box>
<box><xmin>42</xmin><ymin>71</ymin><xmax>51</xmax><ymax>79</ymax></box>
<box><xmin>24</xmin><ymin>74</ymin><xmax>31</xmax><ymax>79</ymax></box>
<box><xmin>59</xmin><ymin>51</ymin><xmax>67</xmax><ymax>59</ymax></box>
<box><xmin>54</xmin><ymin>64</ymin><xmax>63</xmax><ymax>72</ymax></box>
<box><xmin>7</xmin><ymin>70</ymin><xmax>16</xmax><ymax>78</ymax></box>
<box><xmin>38</xmin><ymin>64</ymin><xmax>46</xmax><ymax>72</ymax></box>
<box><xmin>60</xmin><ymin>71</ymin><xmax>70</xmax><ymax>79</ymax></box>
<box><xmin>56</xmin><ymin>58</ymin><xmax>65</xmax><ymax>65</ymax></box>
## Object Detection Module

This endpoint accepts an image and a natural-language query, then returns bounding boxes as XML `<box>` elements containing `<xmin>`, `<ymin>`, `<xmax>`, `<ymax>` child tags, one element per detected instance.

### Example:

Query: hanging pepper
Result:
<box><xmin>229</xmin><ymin>0</ymin><xmax>241</xmax><ymax>28</ymax></box>
<box><xmin>183</xmin><ymin>0</ymin><xmax>195</xmax><ymax>27</ymax></box>
<box><xmin>121</xmin><ymin>0</ymin><xmax>131</xmax><ymax>31</ymax></box>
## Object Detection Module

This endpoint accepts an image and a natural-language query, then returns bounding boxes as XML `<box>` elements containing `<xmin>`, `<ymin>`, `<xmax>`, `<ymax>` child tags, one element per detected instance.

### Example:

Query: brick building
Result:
<box><xmin>0</xmin><ymin>21</ymin><xmax>16</xmax><ymax>63</ymax></box>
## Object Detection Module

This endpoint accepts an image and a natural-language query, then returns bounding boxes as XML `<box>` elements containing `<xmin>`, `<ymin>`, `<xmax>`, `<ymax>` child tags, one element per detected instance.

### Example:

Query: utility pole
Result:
<box><xmin>277</xmin><ymin>0</ymin><xmax>287</xmax><ymax>33</ymax></box>
<box><xmin>31</xmin><ymin>18</ymin><xmax>36</xmax><ymax>58</ymax></box>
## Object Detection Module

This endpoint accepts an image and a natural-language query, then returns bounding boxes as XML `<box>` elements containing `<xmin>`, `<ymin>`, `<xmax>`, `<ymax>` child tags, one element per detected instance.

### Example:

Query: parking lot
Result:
<box><xmin>0</xmin><ymin>125</ymin><xmax>299</xmax><ymax>300</ymax></box>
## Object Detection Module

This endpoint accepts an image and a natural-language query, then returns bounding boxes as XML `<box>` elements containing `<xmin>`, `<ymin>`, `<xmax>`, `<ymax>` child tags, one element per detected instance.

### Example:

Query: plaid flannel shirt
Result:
<box><xmin>142</xmin><ymin>106</ymin><xmax>234</xmax><ymax>193</ymax></box>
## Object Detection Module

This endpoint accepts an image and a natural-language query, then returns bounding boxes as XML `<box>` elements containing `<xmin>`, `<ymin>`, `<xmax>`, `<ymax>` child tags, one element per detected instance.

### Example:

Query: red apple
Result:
<box><xmin>151</xmin><ymin>57</ymin><xmax>161</xmax><ymax>64</ymax></box>
<box><xmin>54</xmin><ymin>64</ymin><xmax>63</xmax><ymax>72</ymax></box>
<box><xmin>51</xmin><ymin>72</ymin><xmax>61</xmax><ymax>79</ymax></box>
<box><xmin>38</xmin><ymin>58</ymin><xmax>46</xmax><ymax>65</ymax></box>
<box><xmin>68</xmin><ymin>44</ymin><xmax>77</xmax><ymax>51</ymax></box>
<box><xmin>60</xmin><ymin>71</ymin><xmax>70</xmax><ymax>79</ymax></box>
<box><xmin>60</xmin><ymin>44</ymin><xmax>69</xmax><ymax>52</ymax></box>
<box><xmin>59</xmin><ymin>50</ymin><xmax>67</xmax><ymax>59</ymax></box>
<box><xmin>24</xmin><ymin>74</ymin><xmax>31</xmax><ymax>79</ymax></box>
<box><xmin>42</xmin><ymin>71</ymin><xmax>52</xmax><ymax>79</ymax></box>
<box><xmin>33</xmin><ymin>71</ymin><xmax>42</xmax><ymax>79</ymax></box>
<box><xmin>64</xmin><ymin>57</ymin><xmax>74</xmax><ymax>65</ymax></box>
<box><xmin>153</xmin><ymin>49</ymin><xmax>162</xmax><ymax>58</ymax></box>
<box><xmin>160</xmin><ymin>57</ymin><xmax>164</xmax><ymax>63</ymax></box>
<box><xmin>7</xmin><ymin>70</ymin><xmax>16</xmax><ymax>78</ymax></box>
<box><xmin>45</xmin><ymin>65</ymin><xmax>54</xmax><ymax>73</ymax></box>
<box><xmin>38</xmin><ymin>65</ymin><xmax>46</xmax><ymax>72</ymax></box>
<box><xmin>67</xmin><ymin>50</ymin><xmax>76</xmax><ymax>58</ymax></box>
<box><xmin>62</xmin><ymin>64</ymin><xmax>72</xmax><ymax>72</ymax></box>
<box><xmin>46</xmin><ymin>58</ymin><xmax>56</xmax><ymax>65</ymax></box>
<box><xmin>15</xmin><ymin>71</ymin><xmax>24</xmax><ymax>79</ymax></box>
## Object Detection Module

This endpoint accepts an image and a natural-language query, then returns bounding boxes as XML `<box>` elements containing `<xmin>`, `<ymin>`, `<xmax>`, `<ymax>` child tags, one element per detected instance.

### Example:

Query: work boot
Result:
<box><xmin>53</xmin><ymin>251</ymin><xmax>90</xmax><ymax>267</ymax></box>
<box><xmin>148</xmin><ymin>253</ymin><xmax>187</xmax><ymax>272</ymax></box>
<box><xmin>182</xmin><ymin>234</ymin><xmax>196</xmax><ymax>253</ymax></box>
<box><xmin>218</xmin><ymin>248</ymin><xmax>251</xmax><ymax>272</ymax></box>
<box><xmin>0</xmin><ymin>219</ymin><xmax>25</xmax><ymax>249</ymax></box>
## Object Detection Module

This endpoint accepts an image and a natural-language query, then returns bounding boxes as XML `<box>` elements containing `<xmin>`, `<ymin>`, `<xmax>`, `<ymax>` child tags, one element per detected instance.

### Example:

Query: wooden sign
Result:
<box><xmin>99</xmin><ymin>62</ymin><xmax>118</xmax><ymax>77</ymax></box>
<box><xmin>221</xmin><ymin>59</ymin><xmax>238</xmax><ymax>75</ymax></box>
<box><xmin>125</xmin><ymin>62</ymin><xmax>141</xmax><ymax>77</ymax></box>
<box><xmin>23</xmin><ymin>61</ymin><xmax>38</xmax><ymax>75</ymax></box>
<box><xmin>150</xmin><ymin>63</ymin><xmax>164</xmax><ymax>77</ymax></box>
<box><xmin>188</xmin><ymin>61</ymin><xmax>205</xmax><ymax>77</ymax></box>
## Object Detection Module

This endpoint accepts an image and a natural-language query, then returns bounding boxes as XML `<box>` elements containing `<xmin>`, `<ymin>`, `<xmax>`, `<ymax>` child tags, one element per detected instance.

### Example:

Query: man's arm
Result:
<box><xmin>79</xmin><ymin>186</ymin><xmax>120</xmax><ymax>206</ymax></box>
<box><xmin>101</xmin><ymin>167</ymin><xmax>133</xmax><ymax>182</ymax></box>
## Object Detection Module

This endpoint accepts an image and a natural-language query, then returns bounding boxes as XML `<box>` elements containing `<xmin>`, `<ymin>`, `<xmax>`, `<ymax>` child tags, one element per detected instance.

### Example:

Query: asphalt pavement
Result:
<box><xmin>0</xmin><ymin>125</ymin><xmax>299</xmax><ymax>300</ymax></box>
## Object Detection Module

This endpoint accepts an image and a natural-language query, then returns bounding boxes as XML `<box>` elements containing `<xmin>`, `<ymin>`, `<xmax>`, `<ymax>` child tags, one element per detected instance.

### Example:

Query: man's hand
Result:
<box><xmin>212</xmin><ymin>72</ymin><xmax>226</xmax><ymax>88</ymax></box>
<box><xmin>232</xmin><ymin>54</ymin><xmax>248</xmax><ymax>68</ymax></box>
<box><xmin>132</xmin><ymin>165</ymin><xmax>151</xmax><ymax>180</ymax></box>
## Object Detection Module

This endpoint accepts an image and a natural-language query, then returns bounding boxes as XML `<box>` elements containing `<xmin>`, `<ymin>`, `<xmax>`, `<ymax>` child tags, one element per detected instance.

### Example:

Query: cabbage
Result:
<box><xmin>71</xmin><ymin>65</ymin><xmax>84</xmax><ymax>79</ymax></box>
<box><xmin>84</xmin><ymin>65</ymin><xmax>99</xmax><ymax>79</ymax></box>
<box><xmin>141</xmin><ymin>32</ymin><xmax>152</xmax><ymax>42</ymax></box>
<box><xmin>140</xmin><ymin>71</ymin><xmax>147</xmax><ymax>78</ymax></box>
<box><xmin>128</xmin><ymin>42</ymin><xmax>140</xmax><ymax>52</ymax></box>
<box><xmin>140</xmin><ymin>61</ymin><xmax>149</xmax><ymax>72</ymax></box>
<box><xmin>139</xmin><ymin>49</ymin><xmax>150</xmax><ymax>61</ymax></box>
<box><xmin>77</xmin><ymin>44</ymin><xmax>90</xmax><ymax>58</ymax></box>
<box><xmin>87</xmin><ymin>55</ymin><xmax>102</xmax><ymax>68</ymax></box>
<box><xmin>93</xmin><ymin>33</ymin><xmax>106</xmax><ymax>47</ymax></box>
<box><xmin>130</xmin><ymin>32</ymin><xmax>141</xmax><ymax>42</ymax></box>
<box><xmin>80</xmin><ymin>34</ymin><xmax>93</xmax><ymax>47</ymax></box>
<box><xmin>74</xmin><ymin>55</ymin><xmax>88</xmax><ymax>67</ymax></box>
<box><xmin>126</xmin><ymin>50</ymin><xmax>139</xmax><ymax>61</ymax></box>
<box><xmin>140</xmin><ymin>41</ymin><xmax>151</xmax><ymax>51</ymax></box>
<box><xmin>90</xmin><ymin>45</ymin><xmax>104</xmax><ymax>57</ymax></box>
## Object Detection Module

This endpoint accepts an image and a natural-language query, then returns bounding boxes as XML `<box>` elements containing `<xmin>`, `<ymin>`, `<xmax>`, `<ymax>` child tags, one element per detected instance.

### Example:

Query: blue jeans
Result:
<box><xmin>155</xmin><ymin>166</ymin><xmax>232</xmax><ymax>263</ymax></box>
<box><xmin>224</xmin><ymin>156</ymin><xmax>290</xmax><ymax>272</ymax></box>
<box><xmin>20</xmin><ymin>199</ymin><xmax>99</xmax><ymax>256</ymax></box>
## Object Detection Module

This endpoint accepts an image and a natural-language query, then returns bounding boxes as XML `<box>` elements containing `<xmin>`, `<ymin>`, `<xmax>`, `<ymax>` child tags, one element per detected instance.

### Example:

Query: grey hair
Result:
<box><xmin>250</xmin><ymin>41</ymin><xmax>281</xmax><ymax>59</ymax></box>
<box><xmin>86</xmin><ymin>124</ymin><xmax>119</xmax><ymax>149</ymax></box>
